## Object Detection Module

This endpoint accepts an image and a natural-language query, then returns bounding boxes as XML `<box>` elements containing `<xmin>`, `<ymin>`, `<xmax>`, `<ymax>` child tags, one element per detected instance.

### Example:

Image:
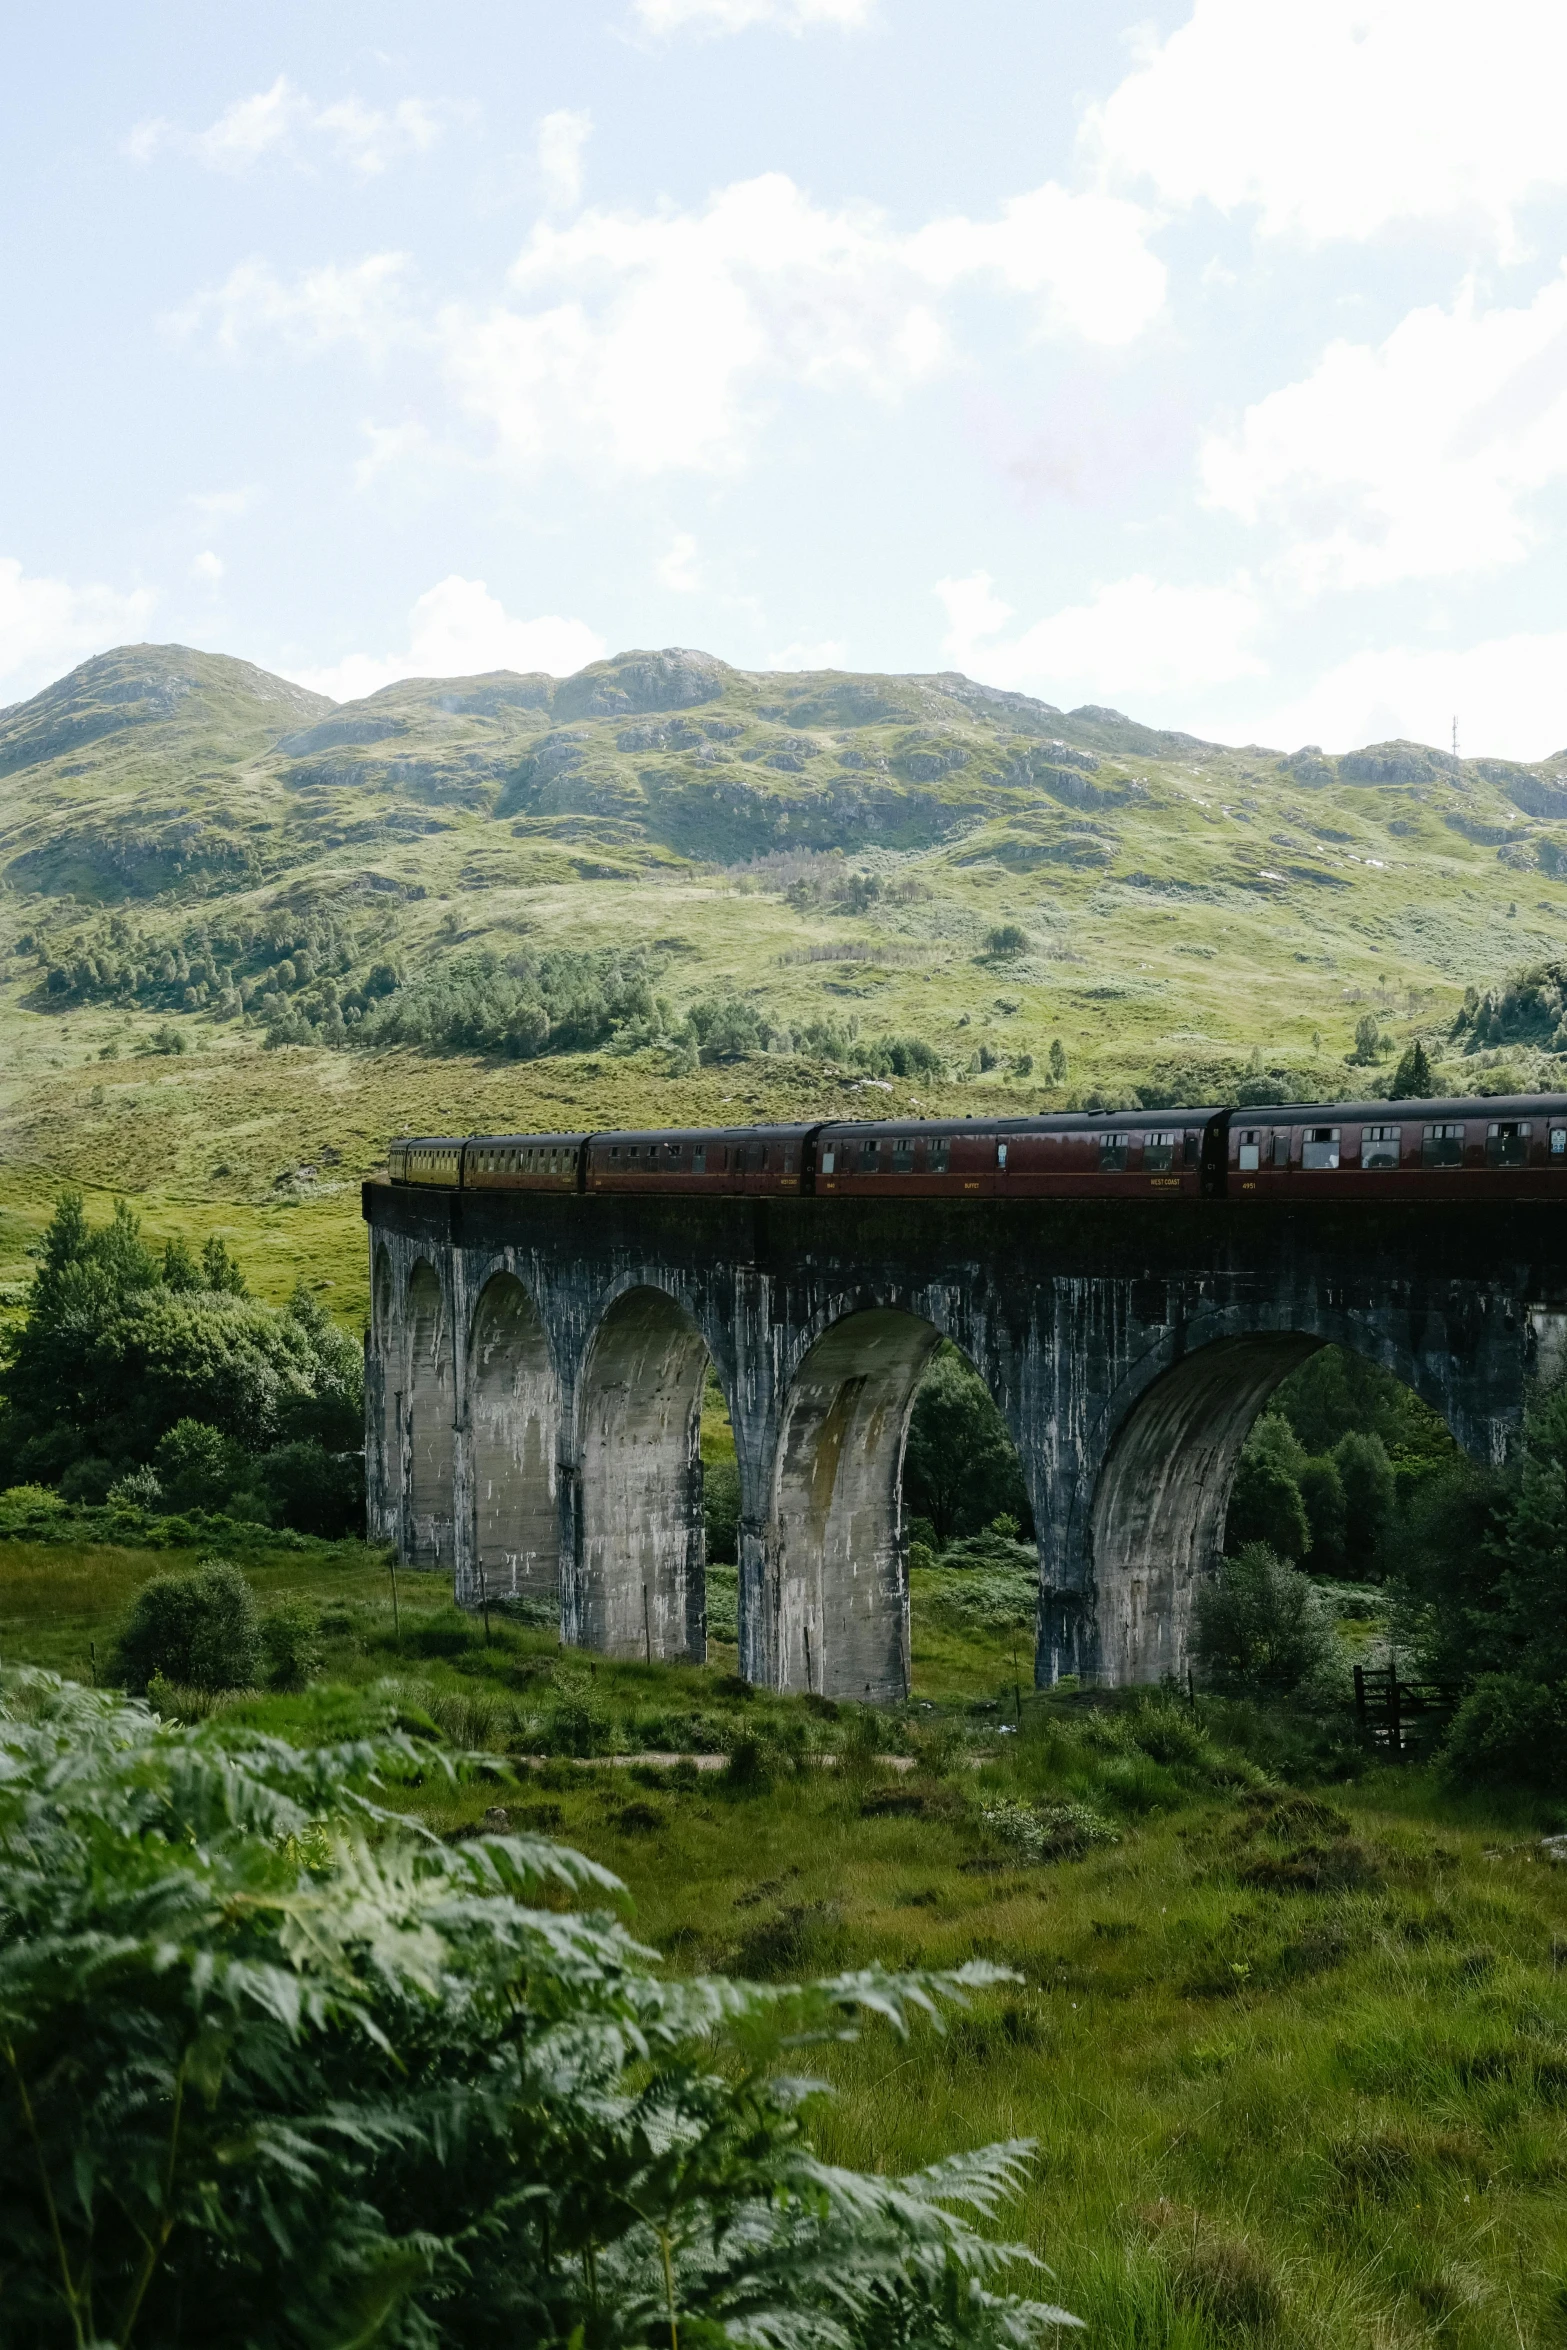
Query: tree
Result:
<box><xmin>1333</xmin><ymin>1430</ymin><xmax>1396</xmax><ymax>1570</ymax></box>
<box><xmin>1389</xmin><ymin>1039</ymin><xmax>1432</xmax><ymax>1097</ymax></box>
<box><xmin>1194</xmin><ymin>1543</ymin><xmax>1340</xmax><ymax>1697</ymax></box>
<box><xmin>1048</xmin><ymin>1039</ymin><xmax>1067</xmax><ymax>1083</ymax></box>
<box><xmin>0</xmin><ymin>1670</ymin><xmax>1074</xmax><ymax>2350</ymax></box>
<box><xmin>903</xmin><ymin>1345</ymin><xmax>1031</xmax><ymax>1544</ymax></box>
<box><xmin>1224</xmin><ymin>1415</ymin><xmax>1310</xmax><ymax>1562</ymax></box>
<box><xmin>1350</xmin><ymin>1013</ymin><xmax>1385</xmax><ymax>1063</ymax></box>
<box><xmin>985</xmin><ymin>924</ymin><xmax>1029</xmax><ymax>959</ymax></box>
<box><xmin>0</xmin><ymin>1194</ymin><xmax>361</xmax><ymax>1505</ymax></box>
<box><xmin>1297</xmin><ymin>1454</ymin><xmax>1347</xmax><ymax>1571</ymax></box>
<box><xmin>153</xmin><ymin>1418</ymin><xmax>244</xmax><ymax>1512</ymax></box>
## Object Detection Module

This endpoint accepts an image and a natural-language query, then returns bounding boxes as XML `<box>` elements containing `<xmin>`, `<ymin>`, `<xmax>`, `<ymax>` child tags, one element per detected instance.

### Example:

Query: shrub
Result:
<box><xmin>106</xmin><ymin>1465</ymin><xmax>161</xmax><ymax>1509</ymax></box>
<box><xmin>979</xmin><ymin>1797</ymin><xmax>1119</xmax><ymax>1860</ymax></box>
<box><xmin>1441</xmin><ymin>1673</ymin><xmax>1567</xmax><ymax>1791</ymax></box>
<box><xmin>985</xmin><ymin>924</ymin><xmax>1029</xmax><ymax>958</ymax></box>
<box><xmin>115</xmin><ymin>1558</ymin><xmax>261</xmax><ymax>1694</ymax></box>
<box><xmin>1194</xmin><ymin>1543</ymin><xmax>1341</xmax><ymax>1699</ymax></box>
<box><xmin>0</xmin><ymin>1670</ymin><xmax>1069</xmax><ymax>2350</ymax></box>
<box><xmin>260</xmin><ymin>1598</ymin><xmax>324</xmax><ymax>1692</ymax></box>
<box><xmin>57</xmin><ymin>1455</ymin><xmax>115</xmax><ymax>1505</ymax></box>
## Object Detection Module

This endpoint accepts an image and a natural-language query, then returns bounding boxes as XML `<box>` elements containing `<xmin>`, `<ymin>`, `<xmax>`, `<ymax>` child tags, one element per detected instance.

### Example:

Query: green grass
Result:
<box><xmin>7</xmin><ymin>1537</ymin><xmax>1567</xmax><ymax>2344</ymax></box>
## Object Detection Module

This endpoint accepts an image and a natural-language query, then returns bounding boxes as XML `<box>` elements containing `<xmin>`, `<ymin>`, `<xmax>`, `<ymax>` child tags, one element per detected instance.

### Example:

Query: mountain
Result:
<box><xmin>1</xmin><ymin>638</ymin><xmax>1565</xmax><ymax>1273</ymax></box>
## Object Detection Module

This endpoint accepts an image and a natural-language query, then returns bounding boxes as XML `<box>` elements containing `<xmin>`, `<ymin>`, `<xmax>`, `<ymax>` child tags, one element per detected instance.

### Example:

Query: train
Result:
<box><xmin>386</xmin><ymin>1093</ymin><xmax>1567</xmax><ymax>1203</ymax></box>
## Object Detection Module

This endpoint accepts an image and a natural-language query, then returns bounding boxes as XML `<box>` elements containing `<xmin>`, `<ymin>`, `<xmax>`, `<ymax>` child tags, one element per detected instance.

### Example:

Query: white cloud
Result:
<box><xmin>184</xmin><ymin>485</ymin><xmax>258</xmax><ymax>524</ymax></box>
<box><xmin>191</xmin><ymin>550</ymin><xmax>224</xmax><ymax>583</ymax></box>
<box><xmin>909</xmin><ymin>183</ymin><xmax>1165</xmax><ymax>347</ymax></box>
<box><xmin>126</xmin><ymin>75</ymin><xmax>442</xmax><ymax>178</ymax></box>
<box><xmin>192</xmin><ymin>75</ymin><xmax>302</xmax><ymax>171</ymax></box>
<box><xmin>1202</xmin><ymin>269</ymin><xmax>1567</xmax><ymax>593</ymax></box>
<box><xmin>0</xmin><ymin>557</ymin><xmax>156</xmax><ymax>701</ymax></box>
<box><xmin>442</xmin><ymin>171</ymin><xmax>1163</xmax><ymax>479</ymax></box>
<box><xmin>172</xmin><ymin>252</ymin><xmax>412</xmax><ymax>360</ymax></box>
<box><xmin>1088</xmin><ymin>0</ymin><xmax>1567</xmax><ymax>253</ymax></box>
<box><xmin>657</xmin><ymin>532</ymin><xmax>702</xmax><ymax>592</ymax></box>
<box><xmin>1240</xmin><ymin>629</ymin><xmax>1567</xmax><ymax>764</ymax></box>
<box><xmin>538</xmin><ymin>109</ymin><xmax>591</xmax><ymax>211</ymax></box>
<box><xmin>287</xmin><ymin>574</ymin><xmax>606</xmax><ymax>703</ymax></box>
<box><xmin>311</xmin><ymin>95</ymin><xmax>442</xmax><ymax>178</ymax></box>
<box><xmin>632</xmin><ymin>0</ymin><xmax>874</xmax><ymax>34</ymax></box>
<box><xmin>936</xmin><ymin>569</ymin><xmax>1265</xmax><ymax>698</ymax></box>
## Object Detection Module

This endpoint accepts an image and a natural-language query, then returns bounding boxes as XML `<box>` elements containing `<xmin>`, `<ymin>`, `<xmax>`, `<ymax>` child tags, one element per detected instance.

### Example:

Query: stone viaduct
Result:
<box><xmin>363</xmin><ymin>1180</ymin><xmax>1567</xmax><ymax>1695</ymax></box>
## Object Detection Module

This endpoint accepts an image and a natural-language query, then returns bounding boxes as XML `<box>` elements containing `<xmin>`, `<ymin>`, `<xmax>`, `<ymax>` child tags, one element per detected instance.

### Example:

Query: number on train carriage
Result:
<box><xmin>1363</xmin><ymin>1124</ymin><xmax>1401</xmax><ymax>1169</ymax></box>
<box><xmin>1553</xmin><ymin>1127</ymin><xmax>1567</xmax><ymax>1158</ymax></box>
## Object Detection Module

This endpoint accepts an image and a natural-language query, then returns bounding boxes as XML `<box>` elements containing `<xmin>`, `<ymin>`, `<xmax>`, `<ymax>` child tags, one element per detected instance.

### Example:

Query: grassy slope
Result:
<box><xmin>2</xmin><ymin>642</ymin><xmax>1565</xmax><ymax>1323</ymax></box>
<box><xmin>4</xmin><ymin>1537</ymin><xmax>1566</xmax><ymax>2347</ymax></box>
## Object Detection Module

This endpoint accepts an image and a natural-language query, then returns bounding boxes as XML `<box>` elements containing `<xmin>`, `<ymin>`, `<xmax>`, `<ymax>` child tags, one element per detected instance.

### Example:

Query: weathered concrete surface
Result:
<box><xmin>365</xmin><ymin>1183</ymin><xmax>1567</xmax><ymax>1693</ymax></box>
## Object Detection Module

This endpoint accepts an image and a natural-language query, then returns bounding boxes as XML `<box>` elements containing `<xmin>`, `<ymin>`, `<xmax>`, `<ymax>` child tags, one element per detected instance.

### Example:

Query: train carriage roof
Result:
<box><xmin>818</xmin><ymin>1109</ymin><xmax>1229</xmax><ymax>1138</ymax></box>
<box><xmin>1229</xmin><ymin>1094</ymin><xmax>1567</xmax><ymax>1123</ymax></box>
<box><xmin>465</xmin><ymin>1131</ymin><xmax>590</xmax><ymax>1148</ymax></box>
<box><xmin>588</xmin><ymin>1123</ymin><xmax>819</xmax><ymax>1146</ymax></box>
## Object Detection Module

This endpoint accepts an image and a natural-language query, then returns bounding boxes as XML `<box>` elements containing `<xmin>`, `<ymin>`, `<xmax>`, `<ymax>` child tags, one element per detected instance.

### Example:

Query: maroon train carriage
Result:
<box><xmin>1226</xmin><ymin>1094</ymin><xmax>1567</xmax><ymax>1201</ymax></box>
<box><xmin>586</xmin><ymin>1124</ymin><xmax>816</xmax><ymax>1194</ymax></box>
<box><xmin>461</xmin><ymin>1133</ymin><xmax>588</xmax><ymax>1191</ymax></box>
<box><xmin>384</xmin><ymin>1095</ymin><xmax>1567</xmax><ymax>1202</ymax></box>
<box><xmin>814</xmin><ymin>1112</ymin><xmax>1226</xmax><ymax>1198</ymax></box>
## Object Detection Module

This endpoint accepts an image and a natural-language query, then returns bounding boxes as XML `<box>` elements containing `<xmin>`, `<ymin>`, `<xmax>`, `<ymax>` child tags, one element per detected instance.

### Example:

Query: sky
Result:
<box><xmin>6</xmin><ymin>0</ymin><xmax>1567</xmax><ymax>758</ymax></box>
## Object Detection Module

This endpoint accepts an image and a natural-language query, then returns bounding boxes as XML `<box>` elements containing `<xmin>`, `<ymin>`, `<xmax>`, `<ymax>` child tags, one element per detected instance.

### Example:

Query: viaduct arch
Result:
<box><xmin>364</xmin><ymin>1181</ymin><xmax>1566</xmax><ymax>1693</ymax></box>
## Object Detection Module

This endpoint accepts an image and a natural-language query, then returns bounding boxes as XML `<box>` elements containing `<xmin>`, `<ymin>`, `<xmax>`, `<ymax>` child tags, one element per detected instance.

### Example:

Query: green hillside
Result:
<box><xmin>2</xmin><ymin>639</ymin><xmax>1564</xmax><ymax>1314</ymax></box>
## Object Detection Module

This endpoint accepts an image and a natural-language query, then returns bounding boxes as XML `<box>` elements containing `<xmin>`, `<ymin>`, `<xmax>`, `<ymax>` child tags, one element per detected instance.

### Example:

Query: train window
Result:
<box><xmin>693</xmin><ymin>1144</ymin><xmax>706</xmax><ymax>1173</ymax></box>
<box><xmin>1487</xmin><ymin>1120</ymin><xmax>1530</xmax><ymax>1166</ymax></box>
<box><xmin>783</xmin><ymin>1144</ymin><xmax>798</xmax><ymax>1173</ymax></box>
<box><xmin>665</xmin><ymin>1141</ymin><xmax>681</xmax><ymax>1161</ymax></box>
<box><xmin>929</xmin><ymin>1137</ymin><xmax>950</xmax><ymax>1173</ymax></box>
<box><xmin>1099</xmin><ymin>1133</ymin><xmax>1129</xmax><ymax>1172</ymax></box>
<box><xmin>996</xmin><ymin>1141</ymin><xmax>1008</xmax><ymax>1170</ymax></box>
<box><xmin>893</xmin><ymin>1137</ymin><xmax>914</xmax><ymax>1172</ymax></box>
<box><xmin>1553</xmin><ymin>1128</ymin><xmax>1567</xmax><ymax>1158</ymax></box>
<box><xmin>820</xmin><ymin>1147</ymin><xmax>836</xmax><ymax>1174</ymax></box>
<box><xmin>858</xmin><ymin>1140</ymin><xmax>879</xmax><ymax>1171</ymax></box>
<box><xmin>1420</xmin><ymin>1123</ymin><xmax>1464</xmax><ymax>1166</ymax></box>
<box><xmin>1144</xmin><ymin>1130</ymin><xmax>1180</xmax><ymax>1171</ymax></box>
<box><xmin>1272</xmin><ymin>1130</ymin><xmax>1291</xmax><ymax>1167</ymax></box>
<box><xmin>1363</xmin><ymin>1124</ymin><xmax>1401</xmax><ymax>1169</ymax></box>
<box><xmin>1237</xmin><ymin>1130</ymin><xmax>1261</xmax><ymax>1172</ymax></box>
<box><xmin>1302</xmin><ymin>1127</ymin><xmax>1340</xmax><ymax>1169</ymax></box>
<box><xmin>1184</xmin><ymin>1130</ymin><xmax>1201</xmax><ymax>1166</ymax></box>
